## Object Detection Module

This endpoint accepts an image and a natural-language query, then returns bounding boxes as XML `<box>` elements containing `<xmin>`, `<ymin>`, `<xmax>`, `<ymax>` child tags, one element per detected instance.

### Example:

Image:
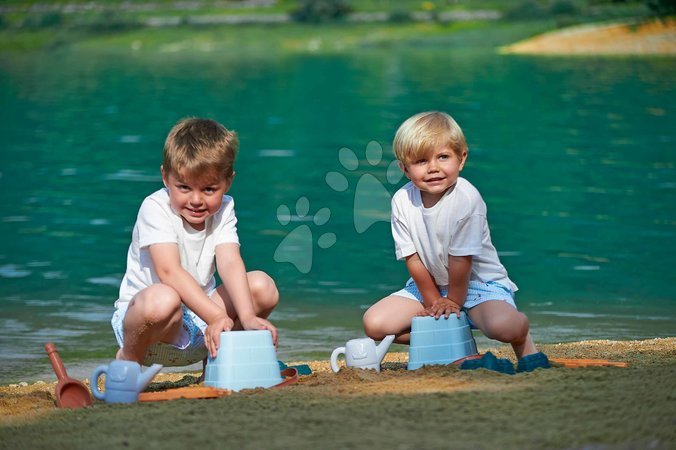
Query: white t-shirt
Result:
<box><xmin>391</xmin><ymin>178</ymin><xmax>517</xmax><ymax>292</ymax></box>
<box><xmin>116</xmin><ymin>188</ymin><xmax>240</xmax><ymax>307</ymax></box>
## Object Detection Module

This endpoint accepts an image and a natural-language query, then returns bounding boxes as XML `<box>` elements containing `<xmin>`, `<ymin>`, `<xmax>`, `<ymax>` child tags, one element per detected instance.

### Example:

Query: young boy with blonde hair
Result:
<box><xmin>363</xmin><ymin>111</ymin><xmax>549</xmax><ymax>371</ymax></box>
<box><xmin>112</xmin><ymin>118</ymin><xmax>278</xmax><ymax>368</ymax></box>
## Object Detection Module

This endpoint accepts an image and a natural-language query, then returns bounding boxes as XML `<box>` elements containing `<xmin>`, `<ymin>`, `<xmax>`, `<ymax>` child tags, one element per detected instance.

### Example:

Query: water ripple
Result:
<box><xmin>0</xmin><ymin>265</ymin><xmax>31</xmax><ymax>278</ymax></box>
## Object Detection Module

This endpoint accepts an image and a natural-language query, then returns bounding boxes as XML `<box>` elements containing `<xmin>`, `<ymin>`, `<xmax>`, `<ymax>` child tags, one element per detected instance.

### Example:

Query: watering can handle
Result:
<box><xmin>90</xmin><ymin>365</ymin><xmax>108</xmax><ymax>400</ymax></box>
<box><xmin>330</xmin><ymin>347</ymin><xmax>346</xmax><ymax>373</ymax></box>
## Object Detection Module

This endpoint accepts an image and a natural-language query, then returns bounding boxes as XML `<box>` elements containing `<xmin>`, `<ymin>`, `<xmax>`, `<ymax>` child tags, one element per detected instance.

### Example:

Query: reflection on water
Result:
<box><xmin>0</xmin><ymin>47</ymin><xmax>674</xmax><ymax>383</ymax></box>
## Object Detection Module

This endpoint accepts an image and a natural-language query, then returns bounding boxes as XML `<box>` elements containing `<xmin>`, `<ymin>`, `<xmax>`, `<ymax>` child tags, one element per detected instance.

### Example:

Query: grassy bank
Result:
<box><xmin>0</xmin><ymin>20</ymin><xmax>560</xmax><ymax>55</ymax></box>
<box><xmin>1</xmin><ymin>338</ymin><xmax>674</xmax><ymax>449</ymax></box>
<box><xmin>0</xmin><ymin>0</ymin><xmax>659</xmax><ymax>53</ymax></box>
<box><xmin>73</xmin><ymin>21</ymin><xmax>557</xmax><ymax>55</ymax></box>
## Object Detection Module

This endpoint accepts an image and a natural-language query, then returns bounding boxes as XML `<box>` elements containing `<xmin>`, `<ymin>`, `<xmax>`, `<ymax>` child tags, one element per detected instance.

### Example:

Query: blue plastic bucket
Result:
<box><xmin>408</xmin><ymin>313</ymin><xmax>478</xmax><ymax>370</ymax></box>
<box><xmin>204</xmin><ymin>330</ymin><xmax>282</xmax><ymax>391</ymax></box>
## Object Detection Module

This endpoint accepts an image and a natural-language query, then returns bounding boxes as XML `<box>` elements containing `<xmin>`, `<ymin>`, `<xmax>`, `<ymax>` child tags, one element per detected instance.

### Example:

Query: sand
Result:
<box><xmin>501</xmin><ymin>18</ymin><xmax>676</xmax><ymax>55</ymax></box>
<box><xmin>1</xmin><ymin>338</ymin><xmax>674</xmax><ymax>449</ymax></box>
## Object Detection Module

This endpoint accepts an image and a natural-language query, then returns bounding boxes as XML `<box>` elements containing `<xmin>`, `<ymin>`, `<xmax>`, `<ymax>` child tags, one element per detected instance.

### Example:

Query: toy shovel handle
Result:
<box><xmin>45</xmin><ymin>342</ymin><xmax>68</xmax><ymax>381</ymax></box>
<box><xmin>90</xmin><ymin>365</ymin><xmax>108</xmax><ymax>400</ymax></box>
<box><xmin>330</xmin><ymin>347</ymin><xmax>346</xmax><ymax>373</ymax></box>
<box><xmin>273</xmin><ymin>367</ymin><xmax>299</xmax><ymax>389</ymax></box>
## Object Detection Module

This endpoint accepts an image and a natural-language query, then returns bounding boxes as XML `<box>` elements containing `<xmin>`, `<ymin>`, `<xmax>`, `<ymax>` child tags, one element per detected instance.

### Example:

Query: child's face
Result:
<box><xmin>400</xmin><ymin>146</ymin><xmax>466</xmax><ymax>207</ymax></box>
<box><xmin>161</xmin><ymin>167</ymin><xmax>232</xmax><ymax>231</ymax></box>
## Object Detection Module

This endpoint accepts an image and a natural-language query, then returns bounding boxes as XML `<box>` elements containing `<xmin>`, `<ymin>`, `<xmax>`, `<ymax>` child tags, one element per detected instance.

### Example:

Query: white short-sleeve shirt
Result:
<box><xmin>116</xmin><ymin>188</ymin><xmax>240</xmax><ymax>307</ymax></box>
<box><xmin>391</xmin><ymin>178</ymin><xmax>517</xmax><ymax>292</ymax></box>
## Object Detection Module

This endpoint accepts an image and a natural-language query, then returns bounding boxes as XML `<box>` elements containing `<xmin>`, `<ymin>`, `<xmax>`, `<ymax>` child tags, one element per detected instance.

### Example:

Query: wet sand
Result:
<box><xmin>501</xmin><ymin>18</ymin><xmax>676</xmax><ymax>55</ymax></box>
<box><xmin>1</xmin><ymin>338</ymin><xmax>674</xmax><ymax>449</ymax></box>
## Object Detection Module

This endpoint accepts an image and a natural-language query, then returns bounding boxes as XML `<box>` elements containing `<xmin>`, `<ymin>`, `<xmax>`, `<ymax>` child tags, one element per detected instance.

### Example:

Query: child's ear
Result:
<box><xmin>398</xmin><ymin>161</ymin><xmax>411</xmax><ymax>179</ymax></box>
<box><xmin>458</xmin><ymin>151</ymin><xmax>468</xmax><ymax>171</ymax></box>
<box><xmin>224</xmin><ymin>171</ymin><xmax>235</xmax><ymax>192</ymax></box>
<box><xmin>160</xmin><ymin>165</ymin><xmax>169</xmax><ymax>187</ymax></box>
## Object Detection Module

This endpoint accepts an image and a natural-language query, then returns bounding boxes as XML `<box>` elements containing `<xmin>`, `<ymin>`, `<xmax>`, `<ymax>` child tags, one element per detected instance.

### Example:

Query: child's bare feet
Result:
<box><xmin>116</xmin><ymin>347</ymin><xmax>138</xmax><ymax>362</ymax></box>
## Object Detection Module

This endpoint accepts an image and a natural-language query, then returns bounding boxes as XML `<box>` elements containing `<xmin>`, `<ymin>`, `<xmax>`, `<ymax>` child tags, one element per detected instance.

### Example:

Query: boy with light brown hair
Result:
<box><xmin>112</xmin><ymin>118</ymin><xmax>278</xmax><ymax>368</ymax></box>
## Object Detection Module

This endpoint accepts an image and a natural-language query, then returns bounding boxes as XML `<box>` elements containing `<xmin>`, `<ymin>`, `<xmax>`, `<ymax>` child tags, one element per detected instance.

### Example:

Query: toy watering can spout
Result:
<box><xmin>137</xmin><ymin>364</ymin><xmax>163</xmax><ymax>392</ymax></box>
<box><xmin>376</xmin><ymin>335</ymin><xmax>395</xmax><ymax>362</ymax></box>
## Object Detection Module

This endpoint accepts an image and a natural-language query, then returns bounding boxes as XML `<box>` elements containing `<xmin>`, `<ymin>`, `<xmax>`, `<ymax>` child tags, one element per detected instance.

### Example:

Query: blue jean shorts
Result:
<box><xmin>111</xmin><ymin>302</ymin><xmax>208</xmax><ymax>367</ymax></box>
<box><xmin>391</xmin><ymin>279</ymin><xmax>517</xmax><ymax>327</ymax></box>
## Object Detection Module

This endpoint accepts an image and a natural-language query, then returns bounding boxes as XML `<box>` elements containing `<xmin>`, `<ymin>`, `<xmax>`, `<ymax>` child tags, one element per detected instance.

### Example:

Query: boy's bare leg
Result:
<box><xmin>209</xmin><ymin>270</ymin><xmax>279</xmax><ymax>326</ymax></box>
<box><xmin>116</xmin><ymin>284</ymin><xmax>184</xmax><ymax>364</ymax></box>
<box><xmin>511</xmin><ymin>331</ymin><xmax>537</xmax><ymax>360</ymax></box>
<box><xmin>363</xmin><ymin>295</ymin><xmax>424</xmax><ymax>344</ymax></box>
<box><xmin>466</xmin><ymin>300</ymin><xmax>538</xmax><ymax>359</ymax></box>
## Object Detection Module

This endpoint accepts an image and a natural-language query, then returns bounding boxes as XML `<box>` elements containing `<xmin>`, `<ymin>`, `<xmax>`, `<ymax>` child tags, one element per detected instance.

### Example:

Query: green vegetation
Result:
<box><xmin>69</xmin><ymin>21</ymin><xmax>554</xmax><ymax>56</ymax></box>
<box><xmin>0</xmin><ymin>0</ymin><xmax>664</xmax><ymax>52</ymax></box>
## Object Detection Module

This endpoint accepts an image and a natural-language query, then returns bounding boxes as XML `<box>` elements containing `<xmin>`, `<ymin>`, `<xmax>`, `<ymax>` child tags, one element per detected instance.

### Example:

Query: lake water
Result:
<box><xmin>0</xmin><ymin>42</ymin><xmax>674</xmax><ymax>384</ymax></box>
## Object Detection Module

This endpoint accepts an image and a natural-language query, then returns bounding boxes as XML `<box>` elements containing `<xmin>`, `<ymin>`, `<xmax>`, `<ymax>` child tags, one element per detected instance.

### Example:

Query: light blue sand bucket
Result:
<box><xmin>408</xmin><ymin>313</ymin><xmax>478</xmax><ymax>370</ymax></box>
<box><xmin>204</xmin><ymin>330</ymin><xmax>282</xmax><ymax>391</ymax></box>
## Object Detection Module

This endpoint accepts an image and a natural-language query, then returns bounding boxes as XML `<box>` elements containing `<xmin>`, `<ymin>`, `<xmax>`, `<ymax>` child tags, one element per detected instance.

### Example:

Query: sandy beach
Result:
<box><xmin>1</xmin><ymin>337</ymin><xmax>674</xmax><ymax>449</ymax></box>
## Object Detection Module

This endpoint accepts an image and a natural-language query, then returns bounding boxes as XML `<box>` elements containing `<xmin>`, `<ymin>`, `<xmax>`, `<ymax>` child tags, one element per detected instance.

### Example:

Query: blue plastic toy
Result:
<box><xmin>408</xmin><ymin>313</ymin><xmax>479</xmax><ymax>370</ymax></box>
<box><xmin>204</xmin><ymin>330</ymin><xmax>282</xmax><ymax>391</ymax></box>
<box><xmin>90</xmin><ymin>360</ymin><xmax>163</xmax><ymax>404</ymax></box>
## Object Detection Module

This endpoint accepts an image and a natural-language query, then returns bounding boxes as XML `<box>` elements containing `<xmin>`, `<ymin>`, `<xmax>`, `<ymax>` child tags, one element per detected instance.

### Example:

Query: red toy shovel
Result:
<box><xmin>45</xmin><ymin>342</ymin><xmax>93</xmax><ymax>409</ymax></box>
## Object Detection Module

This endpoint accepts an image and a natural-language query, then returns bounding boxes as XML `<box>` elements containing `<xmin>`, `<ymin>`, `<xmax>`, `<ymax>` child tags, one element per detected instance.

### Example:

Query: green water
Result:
<box><xmin>0</xmin><ymin>46</ymin><xmax>674</xmax><ymax>383</ymax></box>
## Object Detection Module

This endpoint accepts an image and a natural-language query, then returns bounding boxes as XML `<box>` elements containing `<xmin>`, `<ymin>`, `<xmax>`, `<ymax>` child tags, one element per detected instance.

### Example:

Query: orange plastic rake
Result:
<box><xmin>549</xmin><ymin>358</ymin><xmax>628</xmax><ymax>368</ymax></box>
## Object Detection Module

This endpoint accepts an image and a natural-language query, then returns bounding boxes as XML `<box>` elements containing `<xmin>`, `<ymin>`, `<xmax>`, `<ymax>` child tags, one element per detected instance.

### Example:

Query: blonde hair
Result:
<box><xmin>163</xmin><ymin>118</ymin><xmax>239</xmax><ymax>181</ymax></box>
<box><xmin>393</xmin><ymin>111</ymin><xmax>467</xmax><ymax>164</ymax></box>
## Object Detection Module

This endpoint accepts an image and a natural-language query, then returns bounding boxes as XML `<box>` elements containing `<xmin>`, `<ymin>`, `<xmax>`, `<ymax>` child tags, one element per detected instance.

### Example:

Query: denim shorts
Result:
<box><xmin>391</xmin><ymin>279</ymin><xmax>517</xmax><ymax>327</ymax></box>
<box><xmin>111</xmin><ymin>302</ymin><xmax>208</xmax><ymax>367</ymax></box>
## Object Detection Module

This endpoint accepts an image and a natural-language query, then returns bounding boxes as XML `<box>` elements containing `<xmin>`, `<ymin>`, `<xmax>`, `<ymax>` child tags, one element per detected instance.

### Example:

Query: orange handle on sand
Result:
<box><xmin>549</xmin><ymin>358</ymin><xmax>628</xmax><ymax>368</ymax></box>
<box><xmin>273</xmin><ymin>367</ymin><xmax>299</xmax><ymax>388</ymax></box>
<box><xmin>139</xmin><ymin>387</ymin><xmax>231</xmax><ymax>402</ymax></box>
<box><xmin>139</xmin><ymin>367</ymin><xmax>300</xmax><ymax>402</ymax></box>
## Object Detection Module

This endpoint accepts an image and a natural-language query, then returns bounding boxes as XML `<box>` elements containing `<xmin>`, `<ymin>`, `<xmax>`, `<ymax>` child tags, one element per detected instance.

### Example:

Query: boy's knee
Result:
<box><xmin>362</xmin><ymin>310</ymin><xmax>387</xmax><ymax>340</ymax></box>
<box><xmin>131</xmin><ymin>284</ymin><xmax>182</xmax><ymax>323</ymax></box>
<box><xmin>249</xmin><ymin>271</ymin><xmax>279</xmax><ymax>311</ymax></box>
<box><xmin>485</xmin><ymin>313</ymin><xmax>529</xmax><ymax>343</ymax></box>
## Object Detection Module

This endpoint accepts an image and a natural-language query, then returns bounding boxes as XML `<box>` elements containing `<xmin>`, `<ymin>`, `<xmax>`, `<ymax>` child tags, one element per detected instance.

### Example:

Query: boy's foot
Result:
<box><xmin>116</xmin><ymin>347</ymin><xmax>144</xmax><ymax>364</ymax></box>
<box><xmin>517</xmin><ymin>352</ymin><xmax>551</xmax><ymax>372</ymax></box>
<box><xmin>459</xmin><ymin>352</ymin><xmax>515</xmax><ymax>375</ymax></box>
<box><xmin>116</xmin><ymin>348</ymin><xmax>133</xmax><ymax>360</ymax></box>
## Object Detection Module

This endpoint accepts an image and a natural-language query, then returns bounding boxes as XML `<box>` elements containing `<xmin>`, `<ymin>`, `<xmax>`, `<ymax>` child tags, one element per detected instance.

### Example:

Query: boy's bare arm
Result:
<box><xmin>149</xmin><ymin>243</ymin><xmax>228</xmax><ymax>322</ymax></box>
<box><xmin>148</xmin><ymin>242</ymin><xmax>234</xmax><ymax>357</ymax></box>
<box><xmin>447</xmin><ymin>255</ymin><xmax>472</xmax><ymax>306</ymax></box>
<box><xmin>405</xmin><ymin>253</ymin><xmax>441</xmax><ymax>308</ymax></box>
<box><xmin>417</xmin><ymin>255</ymin><xmax>472</xmax><ymax>319</ymax></box>
<box><xmin>215</xmin><ymin>243</ymin><xmax>278</xmax><ymax>343</ymax></box>
<box><xmin>214</xmin><ymin>243</ymin><xmax>256</xmax><ymax>320</ymax></box>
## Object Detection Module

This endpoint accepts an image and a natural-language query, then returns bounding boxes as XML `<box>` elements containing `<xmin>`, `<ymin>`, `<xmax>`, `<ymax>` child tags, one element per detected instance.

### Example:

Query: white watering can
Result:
<box><xmin>330</xmin><ymin>335</ymin><xmax>395</xmax><ymax>373</ymax></box>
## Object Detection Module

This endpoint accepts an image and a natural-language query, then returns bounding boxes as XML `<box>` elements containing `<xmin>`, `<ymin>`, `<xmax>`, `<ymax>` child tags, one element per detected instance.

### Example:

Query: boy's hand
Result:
<box><xmin>418</xmin><ymin>297</ymin><xmax>462</xmax><ymax>319</ymax></box>
<box><xmin>205</xmin><ymin>314</ymin><xmax>235</xmax><ymax>358</ymax></box>
<box><xmin>240</xmin><ymin>316</ymin><xmax>279</xmax><ymax>347</ymax></box>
